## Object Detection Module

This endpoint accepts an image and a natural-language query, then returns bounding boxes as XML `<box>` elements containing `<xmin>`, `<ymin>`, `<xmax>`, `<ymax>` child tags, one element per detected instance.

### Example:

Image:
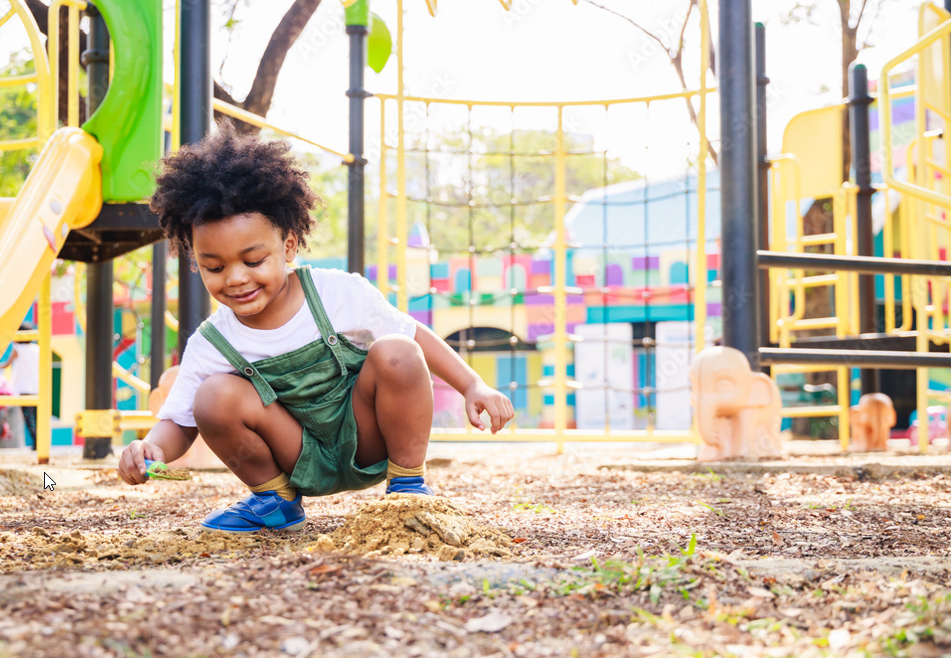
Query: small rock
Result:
<box><xmin>281</xmin><ymin>636</ymin><xmax>313</xmax><ymax>656</ymax></box>
<box><xmin>465</xmin><ymin>611</ymin><xmax>513</xmax><ymax>633</ymax></box>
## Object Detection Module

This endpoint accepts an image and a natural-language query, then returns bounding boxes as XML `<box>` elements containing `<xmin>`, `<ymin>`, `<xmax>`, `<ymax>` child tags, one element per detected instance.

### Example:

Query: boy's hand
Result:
<box><xmin>464</xmin><ymin>382</ymin><xmax>515</xmax><ymax>433</ymax></box>
<box><xmin>118</xmin><ymin>440</ymin><xmax>167</xmax><ymax>485</ymax></box>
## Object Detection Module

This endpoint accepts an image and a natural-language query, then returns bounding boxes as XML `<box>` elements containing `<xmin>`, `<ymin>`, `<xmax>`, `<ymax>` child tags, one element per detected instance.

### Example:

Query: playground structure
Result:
<box><xmin>3</xmin><ymin>0</ymin><xmax>951</xmax><ymax>461</ymax></box>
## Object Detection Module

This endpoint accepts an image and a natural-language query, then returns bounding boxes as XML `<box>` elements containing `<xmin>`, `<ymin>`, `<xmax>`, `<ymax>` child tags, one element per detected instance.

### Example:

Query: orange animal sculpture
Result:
<box><xmin>848</xmin><ymin>393</ymin><xmax>896</xmax><ymax>452</ymax></box>
<box><xmin>689</xmin><ymin>346</ymin><xmax>783</xmax><ymax>461</ymax></box>
<box><xmin>148</xmin><ymin>366</ymin><xmax>223</xmax><ymax>469</ymax></box>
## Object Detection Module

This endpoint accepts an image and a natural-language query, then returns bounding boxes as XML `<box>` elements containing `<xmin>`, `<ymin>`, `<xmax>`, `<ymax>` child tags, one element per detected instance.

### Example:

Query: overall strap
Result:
<box><xmin>198</xmin><ymin>321</ymin><xmax>278</xmax><ymax>406</ymax></box>
<box><xmin>296</xmin><ymin>266</ymin><xmax>346</xmax><ymax>373</ymax></box>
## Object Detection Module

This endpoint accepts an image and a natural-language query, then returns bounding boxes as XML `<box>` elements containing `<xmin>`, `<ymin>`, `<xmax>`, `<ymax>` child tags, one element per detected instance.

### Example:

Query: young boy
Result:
<box><xmin>118</xmin><ymin>124</ymin><xmax>514</xmax><ymax>532</ymax></box>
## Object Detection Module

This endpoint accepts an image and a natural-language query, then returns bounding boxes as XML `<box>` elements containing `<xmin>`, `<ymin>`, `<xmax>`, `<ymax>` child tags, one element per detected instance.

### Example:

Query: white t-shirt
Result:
<box><xmin>11</xmin><ymin>343</ymin><xmax>40</xmax><ymax>395</ymax></box>
<box><xmin>158</xmin><ymin>268</ymin><xmax>417</xmax><ymax>428</ymax></box>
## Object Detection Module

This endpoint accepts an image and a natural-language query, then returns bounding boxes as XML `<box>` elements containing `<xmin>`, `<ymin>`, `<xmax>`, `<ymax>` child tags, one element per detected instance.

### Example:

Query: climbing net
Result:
<box><xmin>375</xmin><ymin>93</ymin><xmax>720</xmax><ymax>446</ymax></box>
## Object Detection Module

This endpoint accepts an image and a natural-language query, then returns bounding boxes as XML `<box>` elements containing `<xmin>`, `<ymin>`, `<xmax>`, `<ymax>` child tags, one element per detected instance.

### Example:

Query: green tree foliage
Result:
<box><xmin>0</xmin><ymin>50</ymin><xmax>39</xmax><ymax>197</ymax></box>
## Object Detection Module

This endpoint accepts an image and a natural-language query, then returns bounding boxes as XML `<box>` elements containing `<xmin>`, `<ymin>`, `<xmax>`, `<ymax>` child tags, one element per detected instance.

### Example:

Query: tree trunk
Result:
<box><xmin>216</xmin><ymin>0</ymin><xmax>323</xmax><ymax>133</ymax></box>
<box><xmin>839</xmin><ymin>0</ymin><xmax>860</xmax><ymax>183</ymax></box>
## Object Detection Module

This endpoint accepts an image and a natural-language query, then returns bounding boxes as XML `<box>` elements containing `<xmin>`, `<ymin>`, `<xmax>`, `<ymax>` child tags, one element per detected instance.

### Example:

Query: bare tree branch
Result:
<box><xmin>213</xmin><ymin>81</ymin><xmax>239</xmax><ymax>108</ymax></box>
<box><xmin>239</xmin><ymin>0</ymin><xmax>322</xmax><ymax>119</ymax></box>
<box><xmin>583</xmin><ymin>0</ymin><xmax>671</xmax><ymax>56</ymax></box>
<box><xmin>584</xmin><ymin>0</ymin><xmax>718</xmax><ymax>166</ymax></box>
<box><xmin>674</xmin><ymin>0</ymin><xmax>697</xmax><ymax>60</ymax></box>
<box><xmin>852</xmin><ymin>0</ymin><xmax>870</xmax><ymax>30</ymax></box>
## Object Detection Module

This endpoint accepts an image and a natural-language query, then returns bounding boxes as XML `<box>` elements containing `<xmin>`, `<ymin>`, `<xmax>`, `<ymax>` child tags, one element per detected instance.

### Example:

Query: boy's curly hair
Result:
<box><xmin>150</xmin><ymin>121</ymin><xmax>319</xmax><ymax>257</ymax></box>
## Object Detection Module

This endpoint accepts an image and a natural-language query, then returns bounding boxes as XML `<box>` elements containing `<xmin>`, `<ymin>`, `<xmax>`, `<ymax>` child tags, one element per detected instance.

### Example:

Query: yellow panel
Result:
<box><xmin>781</xmin><ymin>105</ymin><xmax>844</xmax><ymax>200</ymax></box>
<box><xmin>469</xmin><ymin>355</ymin><xmax>496</xmax><ymax>388</ymax></box>
<box><xmin>51</xmin><ymin>335</ymin><xmax>83</xmax><ymax>422</ymax></box>
<box><xmin>527</xmin><ymin>352</ymin><xmax>543</xmax><ymax>416</ymax></box>
<box><xmin>0</xmin><ymin>198</ymin><xmax>12</xmax><ymax>223</ymax></box>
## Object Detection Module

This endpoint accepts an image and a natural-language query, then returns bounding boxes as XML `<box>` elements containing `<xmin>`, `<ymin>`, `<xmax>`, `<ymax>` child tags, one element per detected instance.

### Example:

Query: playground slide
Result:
<box><xmin>0</xmin><ymin>127</ymin><xmax>103</xmax><ymax>349</ymax></box>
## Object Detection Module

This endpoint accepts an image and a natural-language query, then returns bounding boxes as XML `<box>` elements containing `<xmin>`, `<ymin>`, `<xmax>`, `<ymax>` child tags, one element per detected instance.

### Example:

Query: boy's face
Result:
<box><xmin>192</xmin><ymin>212</ymin><xmax>299</xmax><ymax>328</ymax></box>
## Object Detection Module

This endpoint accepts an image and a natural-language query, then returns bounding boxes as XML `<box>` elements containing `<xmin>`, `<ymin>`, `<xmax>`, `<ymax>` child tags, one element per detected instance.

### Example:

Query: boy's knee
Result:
<box><xmin>194</xmin><ymin>374</ymin><xmax>253</xmax><ymax>431</ymax></box>
<box><xmin>368</xmin><ymin>335</ymin><xmax>426</xmax><ymax>382</ymax></box>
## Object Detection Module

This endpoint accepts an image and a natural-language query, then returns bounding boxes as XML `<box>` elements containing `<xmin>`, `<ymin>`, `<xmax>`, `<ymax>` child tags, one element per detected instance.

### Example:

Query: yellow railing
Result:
<box><xmin>162</xmin><ymin>82</ymin><xmax>352</xmax><ymax>163</ymax></box>
<box><xmin>0</xmin><ymin>1</ymin><xmax>69</xmax><ymax>463</ymax></box>
<box><xmin>767</xmin><ymin>153</ymin><xmax>853</xmax><ymax>449</ymax></box>
<box><xmin>377</xmin><ymin>0</ymin><xmax>715</xmax><ymax>451</ymax></box>
<box><xmin>879</xmin><ymin>2</ymin><xmax>951</xmax><ymax>450</ymax></box>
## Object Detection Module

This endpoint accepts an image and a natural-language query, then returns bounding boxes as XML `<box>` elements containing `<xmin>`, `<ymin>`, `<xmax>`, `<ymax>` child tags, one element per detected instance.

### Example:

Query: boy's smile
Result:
<box><xmin>193</xmin><ymin>212</ymin><xmax>303</xmax><ymax>330</ymax></box>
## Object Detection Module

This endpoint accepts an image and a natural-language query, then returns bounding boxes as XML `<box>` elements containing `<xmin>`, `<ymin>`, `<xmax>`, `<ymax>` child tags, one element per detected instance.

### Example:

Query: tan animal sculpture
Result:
<box><xmin>148</xmin><ymin>366</ymin><xmax>223</xmax><ymax>469</ymax></box>
<box><xmin>848</xmin><ymin>393</ymin><xmax>896</xmax><ymax>452</ymax></box>
<box><xmin>689</xmin><ymin>347</ymin><xmax>783</xmax><ymax>461</ymax></box>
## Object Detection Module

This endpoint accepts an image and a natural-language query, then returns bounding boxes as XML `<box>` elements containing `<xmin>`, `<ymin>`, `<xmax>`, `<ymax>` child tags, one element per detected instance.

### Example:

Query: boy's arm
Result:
<box><xmin>413</xmin><ymin>322</ymin><xmax>515</xmax><ymax>433</ymax></box>
<box><xmin>118</xmin><ymin>420</ymin><xmax>198</xmax><ymax>485</ymax></box>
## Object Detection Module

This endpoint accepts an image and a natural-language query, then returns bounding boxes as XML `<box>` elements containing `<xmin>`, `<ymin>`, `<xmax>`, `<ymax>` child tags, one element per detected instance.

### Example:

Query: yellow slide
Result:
<box><xmin>0</xmin><ymin>127</ymin><xmax>103</xmax><ymax>349</ymax></box>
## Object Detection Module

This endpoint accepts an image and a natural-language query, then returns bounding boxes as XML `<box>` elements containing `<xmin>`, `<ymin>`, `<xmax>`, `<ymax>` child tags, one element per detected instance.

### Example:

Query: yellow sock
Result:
<box><xmin>250</xmin><ymin>473</ymin><xmax>297</xmax><ymax>501</ymax></box>
<box><xmin>387</xmin><ymin>462</ymin><xmax>425</xmax><ymax>482</ymax></box>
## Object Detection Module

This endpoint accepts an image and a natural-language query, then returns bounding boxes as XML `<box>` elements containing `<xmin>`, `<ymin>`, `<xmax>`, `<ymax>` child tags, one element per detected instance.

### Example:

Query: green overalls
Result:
<box><xmin>198</xmin><ymin>266</ymin><xmax>388</xmax><ymax>496</ymax></box>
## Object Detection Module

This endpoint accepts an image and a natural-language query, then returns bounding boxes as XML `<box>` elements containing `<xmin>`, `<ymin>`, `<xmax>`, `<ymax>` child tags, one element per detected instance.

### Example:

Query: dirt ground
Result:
<box><xmin>1</xmin><ymin>443</ymin><xmax>950</xmax><ymax>658</ymax></box>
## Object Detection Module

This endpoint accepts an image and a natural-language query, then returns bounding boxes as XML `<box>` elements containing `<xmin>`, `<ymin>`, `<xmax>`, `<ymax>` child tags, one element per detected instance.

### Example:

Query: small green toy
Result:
<box><xmin>144</xmin><ymin>458</ymin><xmax>192</xmax><ymax>481</ymax></box>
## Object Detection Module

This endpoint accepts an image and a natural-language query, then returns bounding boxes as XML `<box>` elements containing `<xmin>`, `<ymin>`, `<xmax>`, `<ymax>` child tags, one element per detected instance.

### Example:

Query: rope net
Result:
<box><xmin>377</xmin><ymin>94</ymin><xmax>720</xmax><ymax>439</ymax></box>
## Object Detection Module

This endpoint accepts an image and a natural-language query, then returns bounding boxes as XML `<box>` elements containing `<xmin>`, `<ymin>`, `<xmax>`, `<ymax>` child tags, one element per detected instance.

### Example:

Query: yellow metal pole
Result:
<box><xmin>883</xmin><ymin>188</ymin><xmax>896</xmax><ymax>333</ymax></box>
<box><xmin>832</xmin><ymin>184</ymin><xmax>851</xmax><ymax>450</ymax></box>
<box><xmin>9</xmin><ymin>0</ymin><xmax>52</xmax><ymax>140</ymax></box>
<box><xmin>554</xmin><ymin>106</ymin><xmax>568</xmax><ymax>454</ymax></box>
<box><xmin>37</xmin><ymin>273</ymin><xmax>52</xmax><ymax>465</ymax></box>
<box><xmin>694</xmin><ymin>0</ymin><xmax>708</xmax><ymax>355</ymax></box>
<box><xmin>395</xmin><ymin>0</ymin><xmax>408</xmax><ymax>313</ymax></box>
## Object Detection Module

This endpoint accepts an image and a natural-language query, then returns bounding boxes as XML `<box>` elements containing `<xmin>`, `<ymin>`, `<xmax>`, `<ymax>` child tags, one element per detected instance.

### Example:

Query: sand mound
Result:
<box><xmin>0</xmin><ymin>527</ymin><xmax>276</xmax><ymax>572</ymax></box>
<box><xmin>0</xmin><ymin>469</ymin><xmax>33</xmax><ymax>496</ymax></box>
<box><xmin>312</xmin><ymin>494</ymin><xmax>513</xmax><ymax>561</ymax></box>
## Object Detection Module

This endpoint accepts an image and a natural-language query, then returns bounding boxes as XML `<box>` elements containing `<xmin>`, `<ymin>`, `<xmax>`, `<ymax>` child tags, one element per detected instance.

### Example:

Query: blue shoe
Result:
<box><xmin>385</xmin><ymin>476</ymin><xmax>434</xmax><ymax>495</ymax></box>
<box><xmin>200</xmin><ymin>491</ymin><xmax>306</xmax><ymax>533</ymax></box>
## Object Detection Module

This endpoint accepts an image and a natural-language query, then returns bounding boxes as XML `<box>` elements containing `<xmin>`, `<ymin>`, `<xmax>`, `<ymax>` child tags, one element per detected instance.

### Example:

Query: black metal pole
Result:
<box><xmin>178</xmin><ymin>0</ymin><xmax>212</xmax><ymax>354</ymax></box>
<box><xmin>755</xmin><ymin>22</ymin><xmax>770</xmax><ymax>361</ymax></box>
<box><xmin>82</xmin><ymin>3</ymin><xmax>113</xmax><ymax>460</ymax></box>
<box><xmin>150</xmin><ymin>240</ymin><xmax>167</xmax><ymax>389</ymax></box>
<box><xmin>849</xmin><ymin>63</ymin><xmax>880</xmax><ymax>394</ymax></box>
<box><xmin>719</xmin><ymin>0</ymin><xmax>759</xmax><ymax>368</ymax></box>
<box><xmin>758</xmin><ymin>250</ymin><xmax>951</xmax><ymax>277</ymax></box>
<box><xmin>346</xmin><ymin>19</ymin><xmax>368</xmax><ymax>276</ymax></box>
<box><xmin>760</xmin><ymin>348</ymin><xmax>951</xmax><ymax>369</ymax></box>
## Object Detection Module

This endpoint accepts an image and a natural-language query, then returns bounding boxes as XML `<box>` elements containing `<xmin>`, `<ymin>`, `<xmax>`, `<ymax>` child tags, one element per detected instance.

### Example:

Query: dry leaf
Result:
<box><xmin>308</xmin><ymin>564</ymin><xmax>342</xmax><ymax>577</ymax></box>
<box><xmin>771</xmin><ymin>531</ymin><xmax>783</xmax><ymax>546</ymax></box>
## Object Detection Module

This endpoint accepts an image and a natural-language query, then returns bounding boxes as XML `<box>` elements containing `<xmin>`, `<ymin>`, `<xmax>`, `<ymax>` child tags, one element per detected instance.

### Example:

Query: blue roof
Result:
<box><xmin>564</xmin><ymin>169</ymin><xmax>722</xmax><ymax>258</ymax></box>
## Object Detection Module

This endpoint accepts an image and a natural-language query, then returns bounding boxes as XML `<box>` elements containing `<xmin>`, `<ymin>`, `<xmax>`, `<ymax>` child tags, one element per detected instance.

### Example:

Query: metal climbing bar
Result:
<box><xmin>758</xmin><ymin>251</ymin><xmax>951</xmax><ymax>276</ymax></box>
